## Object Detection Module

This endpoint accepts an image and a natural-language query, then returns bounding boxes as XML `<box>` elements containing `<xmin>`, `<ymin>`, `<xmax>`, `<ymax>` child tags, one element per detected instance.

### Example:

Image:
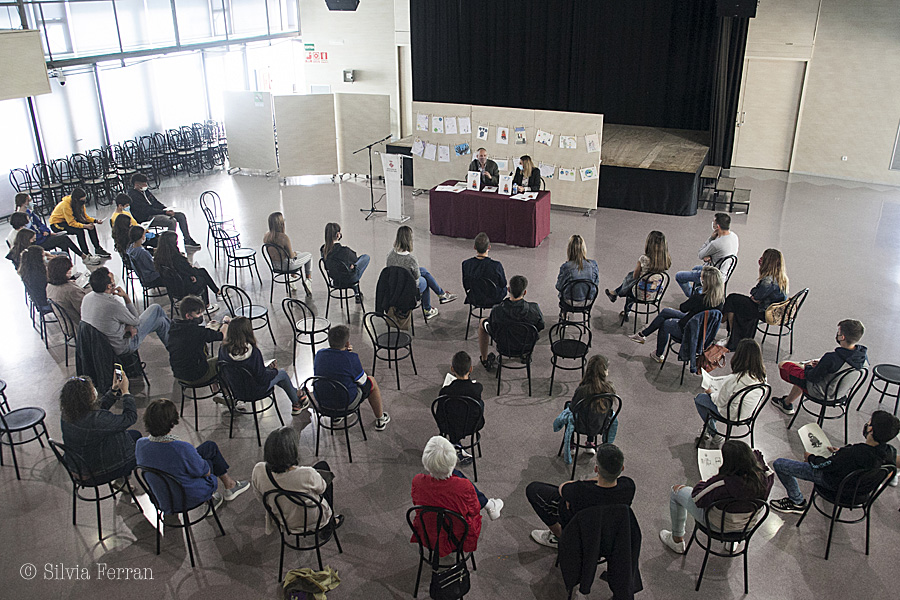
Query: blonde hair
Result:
<box><xmin>701</xmin><ymin>266</ymin><xmax>725</xmax><ymax>308</ymax></box>
<box><xmin>758</xmin><ymin>248</ymin><xmax>789</xmax><ymax>295</ymax></box>
<box><xmin>267</xmin><ymin>212</ymin><xmax>285</xmax><ymax>234</ymax></box>
<box><xmin>567</xmin><ymin>234</ymin><xmax>587</xmax><ymax>271</ymax></box>
<box><xmin>644</xmin><ymin>231</ymin><xmax>671</xmax><ymax>272</ymax></box>
<box><xmin>394</xmin><ymin>225</ymin><xmax>413</xmax><ymax>253</ymax></box>
<box><xmin>520</xmin><ymin>155</ymin><xmax>534</xmax><ymax>179</ymax></box>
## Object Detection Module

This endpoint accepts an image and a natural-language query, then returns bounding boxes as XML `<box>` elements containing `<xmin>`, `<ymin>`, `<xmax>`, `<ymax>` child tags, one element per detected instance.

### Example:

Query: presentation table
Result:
<box><xmin>429</xmin><ymin>180</ymin><xmax>551</xmax><ymax>248</ymax></box>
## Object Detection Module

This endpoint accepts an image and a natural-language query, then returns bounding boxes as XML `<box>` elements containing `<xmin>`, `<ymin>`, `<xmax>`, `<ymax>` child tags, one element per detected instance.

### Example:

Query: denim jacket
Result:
<box><xmin>60</xmin><ymin>391</ymin><xmax>137</xmax><ymax>480</ymax></box>
<box><xmin>556</xmin><ymin>259</ymin><xmax>599</xmax><ymax>302</ymax></box>
<box><xmin>749</xmin><ymin>276</ymin><xmax>786</xmax><ymax>312</ymax></box>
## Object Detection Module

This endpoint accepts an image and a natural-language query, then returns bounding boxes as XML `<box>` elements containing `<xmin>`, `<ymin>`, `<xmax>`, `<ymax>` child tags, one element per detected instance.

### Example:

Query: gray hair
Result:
<box><xmin>421</xmin><ymin>435</ymin><xmax>457</xmax><ymax>479</ymax></box>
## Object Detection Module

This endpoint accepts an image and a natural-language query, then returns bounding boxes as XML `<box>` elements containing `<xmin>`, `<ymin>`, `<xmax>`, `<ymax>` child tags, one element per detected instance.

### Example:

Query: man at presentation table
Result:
<box><xmin>468</xmin><ymin>148</ymin><xmax>499</xmax><ymax>188</ymax></box>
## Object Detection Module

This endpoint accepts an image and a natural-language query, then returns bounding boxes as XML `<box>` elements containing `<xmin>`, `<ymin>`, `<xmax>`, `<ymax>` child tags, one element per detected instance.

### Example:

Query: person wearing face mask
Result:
<box><xmin>770</xmin><ymin>409</ymin><xmax>899</xmax><ymax>514</ymax></box>
<box><xmin>14</xmin><ymin>193</ymin><xmax>88</xmax><ymax>260</ymax></box>
<box><xmin>126</xmin><ymin>174</ymin><xmax>200</xmax><ymax>248</ymax></box>
<box><xmin>674</xmin><ymin>213</ymin><xmax>739</xmax><ymax>298</ymax></box>
<box><xmin>166</xmin><ymin>295</ymin><xmax>229</xmax><ymax>397</ymax></box>
<box><xmin>46</xmin><ymin>255</ymin><xmax>87</xmax><ymax>326</ymax></box>
<box><xmin>771</xmin><ymin>319</ymin><xmax>868</xmax><ymax>416</ymax></box>
<box><xmin>467</xmin><ymin>148</ymin><xmax>499</xmax><ymax>187</ymax></box>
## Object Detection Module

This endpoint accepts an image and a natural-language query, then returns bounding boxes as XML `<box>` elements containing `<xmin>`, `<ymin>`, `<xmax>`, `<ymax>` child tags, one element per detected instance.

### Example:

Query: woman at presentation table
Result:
<box><xmin>513</xmin><ymin>155</ymin><xmax>542</xmax><ymax>191</ymax></box>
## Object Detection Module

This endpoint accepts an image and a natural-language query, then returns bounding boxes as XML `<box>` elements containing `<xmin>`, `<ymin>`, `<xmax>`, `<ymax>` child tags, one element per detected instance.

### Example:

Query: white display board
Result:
<box><xmin>334</xmin><ymin>93</ymin><xmax>391</xmax><ymax>177</ymax></box>
<box><xmin>470</xmin><ymin>105</ymin><xmax>536</xmax><ymax>183</ymax></box>
<box><xmin>410</xmin><ymin>101</ymin><xmax>473</xmax><ymax>189</ymax></box>
<box><xmin>223</xmin><ymin>91</ymin><xmax>278</xmax><ymax>172</ymax></box>
<box><xmin>533</xmin><ymin>109</ymin><xmax>603</xmax><ymax>210</ymax></box>
<box><xmin>274</xmin><ymin>94</ymin><xmax>338</xmax><ymax>177</ymax></box>
<box><xmin>0</xmin><ymin>30</ymin><xmax>50</xmax><ymax>101</ymax></box>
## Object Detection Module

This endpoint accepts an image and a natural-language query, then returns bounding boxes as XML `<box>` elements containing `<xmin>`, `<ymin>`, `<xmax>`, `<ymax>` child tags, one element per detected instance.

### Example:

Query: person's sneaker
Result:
<box><xmin>456</xmin><ymin>447</ymin><xmax>473</xmax><ymax>466</ymax></box>
<box><xmin>83</xmin><ymin>254</ymin><xmax>103</xmax><ymax>266</ymax></box>
<box><xmin>649</xmin><ymin>351</ymin><xmax>664</xmax><ymax>363</ymax></box>
<box><xmin>619</xmin><ymin>311</ymin><xmax>630</xmax><ymax>323</ymax></box>
<box><xmin>184</xmin><ymin>239</ymin><xmax>202</xmax><ymax>248</ymax></box>
<box><xmin>771</xmin><ymin>396</ymin><xmax>796</xmax><ymax>415</ymax></box>
<box><xmin>331</xmin><ymin>416</ymin><xmax>345</xmax><ymax>427</ymax></box>
<box><xmin>604</xmin><ymin>289</ymin><xmax>617</xmax><ymax>303</ymax></box>
<box><xmin>222</xmin><ymin>480</ymin><xmax>249</xmax><ymax>502</ymax></box>
<box><xmin>355</xmin><ymin>291</ymin><xmax>364</xmax><ymax>305</ymax></box>
<box><xmin>374</xmin><ymin>412</ymin><xmax>391</xmax><ymax>431</ymax></box>
<box><xmin>484</xmin><ymin>498</ymin><xmax>503</xmax><ymax>520</ymax></box>
<box><xmin>770</xmin><ymin>497</ymin><xmax>807</xmax><ymax>514</ymax></box>
<box><xmin>423</xmin><ymin>307</ymin><xmax>439</xmax><ymax>320</ymax></box>
<box><xmin>289</xmin><ymin>281</ymin><xmax>299</xmax><ymax>292</ymax></box>
<box><xmin>94</xmin><ymin>247</ymin><xmax>112</xmax><ymax>257</ymax></box>
<box><xmin>212</xmin><ymin>395</ymin><xmax>228</xmax><ymax>407</ymax></box>
<box><xmin>480</xmin><ymin>352</ymin><xmax>496</xmax><ymax>372</ymax></box>
<box><xmin>291</xmin><ymin>397</ymin><xmax>310</xmax><ymax>415</ymax></box>
<box><xmin>210</xmin><ymin>491</ymin><xmax>224</xmax><ymax>511</ymax></box>
<box><xmin>628</xmin><ymin>333</ymin><xmax>646</xmax><ymax>344</ymax></box>
<box><xmin>659</xmin><ymin>530</ymin><xmax>686</xmax><ymax>554</ymax></box>
<box><xmin>890</xmin><ymin>473</ymin><xmax>899</xmax><ymax>487</ymax></box>
<box><xmin>531</xmin><ymin>529</ymin><xmax>559</xmax><ymax>548</ymax></box>
<box><xmin>205</xmin><ymin>303</ymin><xmax>219</xmax><ymax>314</ymax></box>
<box><xmin>582</xmin><ymin>442</ymin><xmax>597</xmax><ymax>456</ymax></box>
<box><xmin>439</xmin><ymin>292</ymin><xmax>458</xmax><ymax>304</ymax></box>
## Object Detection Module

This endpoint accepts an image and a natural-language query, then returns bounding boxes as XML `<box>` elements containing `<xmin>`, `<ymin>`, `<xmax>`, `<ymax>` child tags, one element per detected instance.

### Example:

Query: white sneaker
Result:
<box><xmin>531</xmin><ymin>529</ymin><xmax>559</xmax><ymax>548</ymax></box>
<box><xmin>890</xmin><ymin>473</ymin><xmax>899</xmax><ymax>487</ymax></box>
<box><xmin>659</xmin><ymin>529</ymin><xmax>686</xmax><ymax>554</ymax></box>
<box><xmin>649</xmin><ymin>352</ymin><xmax>664</xmax><ymax>364</ymax></box>
<box><xmin>206</xmin><ymin>304</ymin><xmax>219</xmax><ymax>314</ymax></box>
<box><xmin>484</xmin><ymin>498</ymin><xmax>503</xmax><ymax>520</ymax></box>
<box><xmin>83</xmin><ymin>255</ymin><xmax>103</xmax><ymax>266</ymax></box>
<box><xmin>210</xmin><ymin>491</ymin><xmax>224</xmax><ymax>511</ymax></box>
<box><xmin>628</xmin><ymin>333</ymin><xmax>646</xmax><ymax>344</ymax></box>
<box><xmin>423</xmin><ymin>307</ymin><xmax>439</xmax><ymax>320</ymax></box>
<box><xmin>222</xmin><ymin>480</ymin><xmax>249</xmax><ymax>501</ymax></box>
<box><xmin>439</xmin><ymin>292</ymin><xmax>458</xmax><ymax>304</ymax></box>
<box><xmin>374</xmin><ymin>412</ymin><xmax>391</xmax><ymax>431</ymax></box>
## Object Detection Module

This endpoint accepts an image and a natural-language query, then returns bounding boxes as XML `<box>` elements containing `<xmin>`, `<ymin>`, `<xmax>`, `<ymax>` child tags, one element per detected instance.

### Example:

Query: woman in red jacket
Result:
<box><xmin>659</xmin><ymin>439</ymin><xmax>773</xmax><ymax>554</ymax></box>
<box><xmin>410</xmin><ymin>436</ymin><xmax>503</xmax><ymax>557</ymax></box>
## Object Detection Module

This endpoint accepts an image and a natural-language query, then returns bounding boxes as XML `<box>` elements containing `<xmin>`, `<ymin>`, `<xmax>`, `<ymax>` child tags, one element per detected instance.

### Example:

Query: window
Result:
<box><xmin>891</xmin><ymin>118</ymin><xmax>900</xmax><ymax>171</ymax></box>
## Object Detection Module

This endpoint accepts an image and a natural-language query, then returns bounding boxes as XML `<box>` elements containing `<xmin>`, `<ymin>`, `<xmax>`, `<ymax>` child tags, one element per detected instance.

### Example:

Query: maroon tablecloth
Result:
<box><xmin>428</xmin><ymin>180</ymin><xmax>551</xmax><ymax>248</ymax></box>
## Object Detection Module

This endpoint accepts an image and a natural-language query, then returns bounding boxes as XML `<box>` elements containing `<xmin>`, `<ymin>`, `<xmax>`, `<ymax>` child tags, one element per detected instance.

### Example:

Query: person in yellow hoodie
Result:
<box><xmin>49</xmin><ymin>187</ymin><xmax>110</xmax><ymax>259</ymax></box>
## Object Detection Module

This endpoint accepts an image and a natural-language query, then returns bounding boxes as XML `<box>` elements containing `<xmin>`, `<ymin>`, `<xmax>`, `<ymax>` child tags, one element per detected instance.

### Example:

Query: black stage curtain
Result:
<box><xmin>411</xmin><ymin>0</ymin><xmax>719</xmax><ymax>131</ymax></box>
<box><xmin>709</xmin><ymin>17</ymin><xmax>749</xmax><ymax>168</ymax></box>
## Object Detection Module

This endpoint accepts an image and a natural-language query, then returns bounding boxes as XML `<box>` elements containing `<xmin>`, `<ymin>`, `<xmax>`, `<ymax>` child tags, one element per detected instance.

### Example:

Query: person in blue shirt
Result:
<box><xmin>313</xmin><ymin>325</ymin><xmax>390</xmax><ymax>431</ymax></box>
<box><xmin>125</xmin><ymin>226</ymin><xmax>164</xmax><ymax>288</ymax></box>
<box><xmin>13</xmin><ymin>193</ymin><xmax>90</xmax><ymax>261</ymax></box>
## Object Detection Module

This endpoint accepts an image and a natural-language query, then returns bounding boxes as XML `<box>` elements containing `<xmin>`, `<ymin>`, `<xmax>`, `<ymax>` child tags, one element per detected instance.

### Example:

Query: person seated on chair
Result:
<box><xmin>321</xmin><ymin>222</ymin><xmax>369</xmax><ymax>304</ymax></box>
<box><xmin>126</xmin><ymin>226</ymin><xmax>165</xmax><ymax>289</ymax></box>
<box><xmin>59</xmin><ymin>371</ymin><xmax>141</xmax><ymax>484</ymax></box>
<box><xmin>440</xmin><ymin>351</ymin><xmax>485</xmax><ymax>466</ymax></box>
<box><xmin>153</xmin><ymin>231</ymin><xmax>218</xmax><ymax>312</ymax></box>
<box><xmin>48</xmin><ymin>187</ymin><xmax>110</xmax><ymax>259</ymax></box>
<box><xmin>723</xmin><ymin>248</ymin><xmax>788</xmax><ymax>351</ymax></box>
<box><xmin>564</xmin><ymin>354</ymin><xmax>620</xmax><ymax>455</ymax></box>
<box><xmin>112</xmin><ymin>195</ymin><xmax>156</xmax><ymax>257</ymax></box>
<box><xmin>126</xmin><ymin>174</ymin><xmax>200</xmax><ymax>247</ymax></box>
<box><xmin>461</xmin><ymin>232</ymin><xmax>507</xmax><ymax>306</ymax></box>
<box><xmin>771</xmin><ymin>319</ymin><xmax>868</xmax><ymax>416</ymax></box>
<box><xmin>167</xmin><ymin>295</ymin><xmax>229</xmax><ymax>400</ymax></box>
<box><xmin>527</xmin><ymin>443</ymin><xmax>635</xmax><ymax>549</ymax></box>
<box><xmin>605</xmin><ymin>230</ymin><xmax>671</xmax><ymax>321</ymax></box>
<box><xmin>694</xmin><ymin>339</ymin><xmax>767</xmax><ymax>449</ymax></box>
<box><xmin>218</xmin><ymin>316</ymin><xmax>309</xmax><ymax>415</ymax></box>
<box><xmin>770</xmin><ymin>410</ymin><xmax>899</xmax><ymax>514</ymax></box>
<box><xmin>478</xmin><ymin>275</ymin><xmax>544</xmax><ymax>371</ymax></box>
<box><xmin>81</xmin><ymin>266</ymin><xmax>171</xmax><ymax>356</ymax></box>
<box><xmin>17</xmin><ymin>245</ymin><xmax>51</xmax><ymax>309</ymax></box>
<box><xmin>263</xmin><ymin>211</ymin><xmax>312</xmax><ymax>292</ymax></box>
<box><xmin>110</xmin><ymin>193</ymin><xmax>139</xmax><ymax>229</ymax></box>
<box><xmin>313</xmin><ymin>325</ymin><xmax>390</xmax><ymax>431</ymax></box>
<box><xmin>467</xmin><ymin>147</ymin><xmax>499</xmax><ymax>187</ymax></box>
<box><xmin>252</xmin><ymin>426</ymin><xmax>342</xmax><ymax>535</ymax></box>
<box><xmin>660</xmin><ymin>440</ymin><xmax>773</xmax><ymax>554</ymax></box>
<box><xmin>135</xmin><ymin>398</ymin><xmax>249</xmax><ymax>513</ymax></box>
<box><xmin>411</xmin><ymin>436</ymin><xmax>503</xmax><ymax>556</ymax></box>
<box><xmin>512</xmin><ymin>155</ymin><xmax>542</xmax><ymax>191</ymax></box>
<box><xmin>675</xmin><ymin>212</ymin><xmax>739</xmax><ymax>298</ymax></box>
<box><xmin>386</xmin><ymin>225</ymin><xmax>457</xmax><ymax>321</ymax></box>
<box><xmin>12</xmin><ymin>195</ymin><xmax>90</xmax><ymax>262</ymax></box>
<box><xmin>555</xmin><ymin>234</ymin><xmax>599</xmax><ymax>309</ymax></box>
<box><xmin>628</xmin><ymin>265</ymin><xmax>725</xmax><ymax>364</ymax></box>
<box><xmin>6</xmin><ymin>228</ymin><xmax>38</xmax><ymax>270</ymax></box>
<box><xmin>47</xmin><ymin>255</ymin><xmax>87</xmax><ymax>327</ymax></box>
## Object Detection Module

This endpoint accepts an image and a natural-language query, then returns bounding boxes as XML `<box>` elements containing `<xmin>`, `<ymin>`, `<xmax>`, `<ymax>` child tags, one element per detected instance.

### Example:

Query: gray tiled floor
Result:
<box><xmin>1</xmin><ymin>166</ymin><xmax>896</xmax><ymax>599</ymax></box>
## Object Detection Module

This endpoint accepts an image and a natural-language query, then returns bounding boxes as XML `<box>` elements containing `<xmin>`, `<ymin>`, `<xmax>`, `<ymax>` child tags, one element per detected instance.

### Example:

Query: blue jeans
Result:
<box><xmin>268</xmin><ymin>368</ymin><xmax>302</xmax><ymax>407</ymax></box>
<box><xmin>346</xmin><ymin>254</ymin><xmax>370</xmax><ymax>293</ymax></box>
<box><xmin>126</xmin><ymin>303</ymin><xmax>170</xmax><ymax>352</ymax></box>
<box><xmin>418</xmin><ymin>267</ymin><xmax>444</xmax><ymax>310</ymax></box>
<box><xmin>694</xmin><ymin>393</ymin><xmax>722</xmax><ymax>433</ymax></box>
<box><xmin>639</xmin><ymin>307</ymin><xmax>685</xmax><ymax>356</ymax></box>
<box><xmin>670</xmin><ymin>486</ymin><xmax>706</xmax><ymax>538</ymax></box>
<box><xmin>452</xmin><ymin>469</ymin><xmax>487</xmax><ymax>508</ymax></box>
<box><xmin>197</xmin><ymin>440</ymin><xmax>230</xmax><ymax>477</ymax></box>
<box><xmin>675</xmin><ymin>265</ymin><xmax>703</xmax><ymax>298</ymax></box>
<box><xmin>773</xmin><ymin>457</ymin><xmax>827</xmax><ymax>504</ymax></box>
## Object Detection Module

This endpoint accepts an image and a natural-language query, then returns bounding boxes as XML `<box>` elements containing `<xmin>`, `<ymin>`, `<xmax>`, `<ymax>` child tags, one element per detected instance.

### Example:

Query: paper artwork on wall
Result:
<box><xmin>432</xmin><ymin>116</ymin><xmax>444</xmax><ymax>134</ymax></box>
<box><xmin>423</xmin><ymin>143</ymin><xmax>437</xmax><ymax>161</ymax></box>
<box><xmin>539</xmin><ymin>163</ymin><xmax>555</xmax><ymax>178</ymax></box>
<box><xmin>455</xmin><ymin>143</ymin><xmax>471</xmax><ymax>156</ymax></box>
<box><xmin>514</xmin><ymin>127</ymin><xmax>526</xmax><ymax>145</ymax></box>
<box><xmin>458</xmin><ymin>117</ymin><xmax>471</xmax><ymax>135</ymax></box>
<box><xmin>535</xmin><ymin>129</ymin><xmax>553</xmax><ymax>147</ymax></box>
<box><xmin>499</xmin><ymin>174</ymin><xmax>513</xmax><ymax>195</ymax></box>
<box><xmin>559</xmin><ymin>135</ymin><xmax>577</xmax><ymax>149</ymax></box>
<box><xmin>411</xmin><ymin>138</ymin><xmax>425</xmax><ymax>157</ymax></box>
<box><xmin>438</xmin><ymin>145</ymin><xmax>450</xmax><ymax>162</ymax></box>
<box><xmin>416</xmin><ymin>113</ymin><xmax>429</xmax><ymax>132</ymax></box>
<box><xmin>585</xmin><ymin>133</ymin><xmax>600</xmax><ymax>153</ymax></box>
<box><xmin>476</xmin><ymin>125</ymin><xmax>489</xmax><ymax>141</ymax></box>
<box><xmin>494</xmin><ymin>158</ymin><xmax>509</xmax><ymax>173</ymax></box>
<box><xmin>558</xmin><ymin>167</ymin><xmax>576</xmax><ymax>181</ymax></box>
<box><xmin>580</xmin><ymin>166</ymin><xmax>598</xmax><ymax>181</ymax></box>
<box><xmin>445</xmin><ymin>117</ymin><xmax>457</xmax><ymax>135</ymax></box>
<box><xmin>496</xmin><ymin>126</ymin><xmax>509</xmax><ymax>145</ymax></box>
<box><xmin>467</xmin><ymin>171</ymin><xmax>481</xmax><ymax>191</ymax></box>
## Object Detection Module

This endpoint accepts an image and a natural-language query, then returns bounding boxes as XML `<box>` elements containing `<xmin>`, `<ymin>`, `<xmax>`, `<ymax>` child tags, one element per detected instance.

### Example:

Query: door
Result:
<box><xmin>732</xmin><ymin>59</ymin><xmax>806</xmax><ymax>171</ymax></box>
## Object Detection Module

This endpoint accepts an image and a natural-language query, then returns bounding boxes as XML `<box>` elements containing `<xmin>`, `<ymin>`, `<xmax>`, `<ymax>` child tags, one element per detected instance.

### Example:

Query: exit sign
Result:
<box><xmin>304</xmin><ymin>43</ymin><xmax>315</xmax><ymax>51</ymax></box>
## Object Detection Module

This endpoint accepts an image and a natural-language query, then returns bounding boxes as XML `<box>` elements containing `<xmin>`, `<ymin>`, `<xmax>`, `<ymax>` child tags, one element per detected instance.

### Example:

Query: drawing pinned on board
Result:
<box><xmin>558</xmin><ymin>167</ymin><xmax>576</xmax><ymax>181</ymax></box>
<box><xmin>496</xmin><ymin>127</ymin><xmax>509</xmax><ymax>145</ymax></box>
<box><xmin>455</xmin><ymin>143</ymin><xmax>471</xmax><ymax>156</ymax></box>
<box><xmin>539</xmin><ymin>163</ymin><xmax>555</xmax><ymax>178</ymax></box>
<box><xmin>411</xmin><ymin>138</ymin><xmax>425</xmax><ymax>157</ymax></box>
<box><xmin>559</xmin><ymin>135</ymin><xmax>577</xmax><ymax>149</ymax></box>
<box><xmin>494</xmin><ymin>158</ymin><xmax>509</xmax><ymax>172</ymax></box>
<box><xmin>432</xmin><ymin>116</ymin><xmax>444</xmax><ymax>134</ymax></box>
<box><xmin>458</xmin><ymin>117</ymin><xmax>472</xmax><ymax>135</ymax></box>
<box><xmin>438</xmin><ymin>145</ymin><xmax>450</xmax><ymax>162</ymax></box>
<box><xmin>445</xmin><ymin>117</ymin><xmax>457</xmax><ymax>135</ymax></box>
<box><xmin>423</xmin><ymin>143</ymin><xmax>437</xmax><ymax>161</ymax></box>
<box><xmin>535</xmin><ymin>129</ymin><xmax>553</xmax><ymax>147</ymax></box>
<box><xmin>580</xmin><ymin>166</ymin><xmax>598</xmax><ymax>181</ymax></box>
<box><xmin>416</xmin><ymin>113</ymin><xmax>429</xmax><ymax>132</ymax></box>
<box><xmin>514</xmin><ymin>127</ymin><xmax>526</xmax><ymax>145</ymax></box>
<box><xmin>476</xmin><ymin>125</ymin><xmax>489</xmax><ymax>141</ymax></box>
<box><xmin>585</xmin><ymin>133</ymin><xmax>600</xmax><ymax>153</ymax></box>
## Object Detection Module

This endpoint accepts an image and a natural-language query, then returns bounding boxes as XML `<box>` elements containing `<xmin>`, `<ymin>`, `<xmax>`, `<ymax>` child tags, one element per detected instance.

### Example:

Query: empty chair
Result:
<box><xmin>0</xmin><ymin>396</ymin><xmax>49</xmax><ymax>480</ymax></box>
<box><xmin>363</xmin><ymin>312</ymin><xmax>417</xmax><ymax>390</ymax></box>
<box><xmin>199</xmin><ymin>190</ymin><xmax>235</xmax><ymax>247</ymax></box>
<box><xmin>220</xmin><ymin>284</ymin><xmax>276</xmax><ymax>345</ymax></box>
<box><xmin>548</xmin><ymin>322</ymin><xmax>592</xmax><ymax>396</ymax></box>
<box><xmin>282</xmin><ymin>298</ymin><xmax>330</xmax><ymax>365</ymax></box>
<box><xmin>217</xmin><ymin>228</ymin><xmax>261</xmax><ymax>286</ymax></box>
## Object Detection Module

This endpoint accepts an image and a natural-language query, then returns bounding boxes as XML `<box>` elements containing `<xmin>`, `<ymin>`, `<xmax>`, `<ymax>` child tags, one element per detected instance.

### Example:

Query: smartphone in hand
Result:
<box><xmin>114</xmin><ymin>363</ymin><xmax>124</xmax><ymax>382</ymax></box>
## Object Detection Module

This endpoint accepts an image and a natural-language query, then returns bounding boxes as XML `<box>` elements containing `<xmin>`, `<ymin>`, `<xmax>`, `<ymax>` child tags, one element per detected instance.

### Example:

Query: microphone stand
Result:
<box><xmin>355</xmin><ymin>133</ymin><xmax>393</xmax><ymax>220</ymax></box>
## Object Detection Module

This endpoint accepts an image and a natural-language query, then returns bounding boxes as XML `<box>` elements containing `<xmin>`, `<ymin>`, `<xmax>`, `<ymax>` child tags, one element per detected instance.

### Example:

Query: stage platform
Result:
<box><xmin>599</xmin><ymin>125</ymin><xmax>710</xmax><ymax>216</ymax></box>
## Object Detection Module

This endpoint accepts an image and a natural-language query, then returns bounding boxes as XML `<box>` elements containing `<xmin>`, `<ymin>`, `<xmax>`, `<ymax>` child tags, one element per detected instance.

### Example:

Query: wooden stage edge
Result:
<box><xmin>600</xmin><ymin>124</ymin><xmax>709</xmax><ymax>174</ymax></box>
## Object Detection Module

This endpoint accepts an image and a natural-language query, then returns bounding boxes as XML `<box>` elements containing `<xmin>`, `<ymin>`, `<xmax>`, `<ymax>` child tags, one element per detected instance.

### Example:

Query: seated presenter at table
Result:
<box><xmin>513</xmin><ymin>155</ymin><xmax>542</xmax><ymax>191</ymax></box>
<box><xmin>467</xmin><ymin>148</ymin><xmax>499</xmax><ymax>187</ymax></box>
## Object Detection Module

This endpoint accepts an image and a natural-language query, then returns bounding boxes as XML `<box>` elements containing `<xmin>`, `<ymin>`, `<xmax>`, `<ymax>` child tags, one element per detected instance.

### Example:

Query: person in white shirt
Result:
<box><xmin>695</xmin><ymin>338</ymin><xmax>767</xmax><ymax>448</ymax></box>
<box><xmin>675</xmin><ymin>213</ymin><xmax>739</xmax><ymax>298</ymax></box>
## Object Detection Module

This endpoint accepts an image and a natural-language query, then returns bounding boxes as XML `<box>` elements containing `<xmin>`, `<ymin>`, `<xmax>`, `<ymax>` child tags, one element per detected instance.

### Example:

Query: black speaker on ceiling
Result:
<box><xmin>325</xmin><ymin>0</ymin><xmax>359</xmax><ymax>10</ymax></box>
<box><xmin>716</xmin><ymin>0</ymin><xmax>757</xmax><ymax>18</ymax></box>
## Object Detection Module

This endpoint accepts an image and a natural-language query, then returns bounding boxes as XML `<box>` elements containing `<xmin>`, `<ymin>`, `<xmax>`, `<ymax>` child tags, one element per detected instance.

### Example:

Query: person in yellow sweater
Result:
<box><xmin>49</xmin><ymin>187</ymin><xmax>110</xmax><ymax>259</ymax></box>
